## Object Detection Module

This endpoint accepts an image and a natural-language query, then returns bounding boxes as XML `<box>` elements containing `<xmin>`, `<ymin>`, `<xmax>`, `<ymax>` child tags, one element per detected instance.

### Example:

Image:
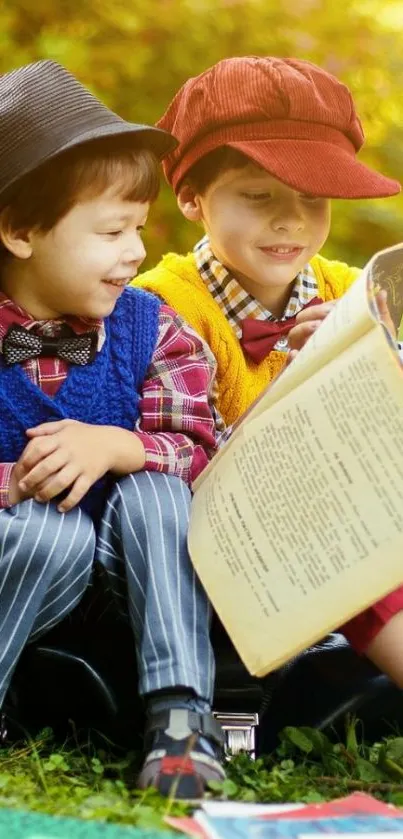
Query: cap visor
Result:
<box><xmin>228</xmin><ymin>139</ymin><xmax>400</xmax><ymax>199</ymax></box>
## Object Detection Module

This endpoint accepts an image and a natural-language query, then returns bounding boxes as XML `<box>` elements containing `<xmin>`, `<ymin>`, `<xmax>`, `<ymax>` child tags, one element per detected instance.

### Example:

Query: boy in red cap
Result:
<box><xmin>135</xmin><ymin>57</ymin><xmax>403</xmax><ymax>699</ymax></box>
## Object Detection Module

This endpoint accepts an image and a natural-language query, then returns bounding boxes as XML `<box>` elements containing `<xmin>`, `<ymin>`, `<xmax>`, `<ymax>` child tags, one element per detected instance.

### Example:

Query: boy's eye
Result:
<box><xmin>240</xmin><ymin>191</ymin><xmax>272</xmax><ymax>201</ymax></box>
<box><xmin>104</xmin><ymin>230</ymin><xmax>123</xmax><ymax>238</ymax></box>
<box><xmin>299</xmin><ymin>193</ymin><xmax>321</xmax><ymax>202</ymax></box>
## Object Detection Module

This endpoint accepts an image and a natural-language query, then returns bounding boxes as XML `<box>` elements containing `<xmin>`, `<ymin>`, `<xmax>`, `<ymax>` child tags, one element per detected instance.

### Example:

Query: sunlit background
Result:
<box><xmin>1</xmin><ymin>0</ymin><xmax>403</xmax><ymax>270</ymax></box>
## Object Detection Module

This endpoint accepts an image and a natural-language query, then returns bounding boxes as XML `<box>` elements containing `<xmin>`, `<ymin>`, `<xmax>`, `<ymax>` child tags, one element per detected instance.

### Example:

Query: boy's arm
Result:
<box><xmin>340</xmin><ymin>588</ymin><xmax>403</xmax><ymax>655</ymax></box>
<box><xmin>133</xmin><ymin>304</ymin><xmax>223</xmax><ymax>486</ymax></box>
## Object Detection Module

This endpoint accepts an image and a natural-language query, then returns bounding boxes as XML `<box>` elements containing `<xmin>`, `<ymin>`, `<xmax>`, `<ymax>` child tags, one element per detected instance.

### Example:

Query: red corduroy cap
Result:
<box><xmin>157</xmin><ymin>56</ymin><xmax>400</xmax><ymax>199</ymax></box>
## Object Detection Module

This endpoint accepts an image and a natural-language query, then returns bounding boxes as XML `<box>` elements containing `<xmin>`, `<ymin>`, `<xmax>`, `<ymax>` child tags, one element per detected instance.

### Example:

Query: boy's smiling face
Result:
<box><xmin>179</xmin><ymin>162</ymin><xmax>331</xmax><ymax>314</ymax></box>
<box><xmin>0</xmin><ymin>188</ymin><xmax>150</xmax><ymax>321</ymax></box>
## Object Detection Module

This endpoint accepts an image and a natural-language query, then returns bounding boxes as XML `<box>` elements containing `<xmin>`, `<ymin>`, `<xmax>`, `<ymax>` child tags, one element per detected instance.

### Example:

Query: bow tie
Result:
<box><xmin>240</xmin><ymin>296</ymin><xmax>323</xmax><ymax>363</ymax></box>
<box><xmin>2</xmin><ymin>324</ymin><xmax>98</xmax><ymax>366</ymax></box>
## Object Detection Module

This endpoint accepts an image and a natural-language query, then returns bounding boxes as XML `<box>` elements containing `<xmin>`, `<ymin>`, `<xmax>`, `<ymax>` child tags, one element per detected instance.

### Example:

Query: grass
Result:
<box><xmin>2</xmin><ymin>719</ymin><xmax>403</xmax><ymax>831</ymax></box>
<box><xmin>0</xmin><ymin>727</ymin><xmax>183</xmax><ymax>832</ymax></box>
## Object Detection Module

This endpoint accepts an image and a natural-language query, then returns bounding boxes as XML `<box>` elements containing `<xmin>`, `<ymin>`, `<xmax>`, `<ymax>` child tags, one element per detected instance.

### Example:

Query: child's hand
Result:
<box><xmin>288</xmin><ymin>301</ymin><xmax>336</xmax><ymax>351</ymax></box>
<box><xmin>17</xmin><ymin>420</ymin><xmax>146</xmax><ymax>512</ymax></box>
<box><xmin>288</xmin><ymin>290</ymin><xmax>397</xmax><ymax>353</ymax></box>
<box><xmin>8</xmin><ymin>460</ymin><xmax>30</xmax><ymax>506</ymax></box>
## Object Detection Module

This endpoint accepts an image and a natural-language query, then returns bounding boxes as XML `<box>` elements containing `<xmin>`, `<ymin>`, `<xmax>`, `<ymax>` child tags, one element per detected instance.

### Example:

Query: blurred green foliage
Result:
<box><xmin>1</xmin><ymin>0</ymin><xmax>403</xmax><ymax>270</ymax></box>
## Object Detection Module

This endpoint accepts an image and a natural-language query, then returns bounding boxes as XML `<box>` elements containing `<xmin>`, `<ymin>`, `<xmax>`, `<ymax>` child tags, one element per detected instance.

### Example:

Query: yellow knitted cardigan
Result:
<box><xmin>134</xmin><ymin>252</ymin><xmax>360</xmax><ymax>425</ymax></box>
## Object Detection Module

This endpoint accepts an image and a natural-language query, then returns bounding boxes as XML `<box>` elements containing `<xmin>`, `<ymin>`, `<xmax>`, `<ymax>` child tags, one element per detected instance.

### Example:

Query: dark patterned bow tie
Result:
<box><xmin>240</xmin><ymin>296</ymin><xmax>323</xmax><ymax>363</ymax></box>
<box><xmin>2</xmin><ymin>323</ymin><xmax>98</xmax><ymax>366</ymax></box>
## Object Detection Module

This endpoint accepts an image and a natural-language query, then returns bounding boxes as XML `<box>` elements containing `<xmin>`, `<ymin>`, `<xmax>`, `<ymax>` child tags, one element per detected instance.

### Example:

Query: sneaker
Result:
<box><xmin>138</xmin><ymin>708</ymin><xmax>226</xmax><ymax>801</ymax></box>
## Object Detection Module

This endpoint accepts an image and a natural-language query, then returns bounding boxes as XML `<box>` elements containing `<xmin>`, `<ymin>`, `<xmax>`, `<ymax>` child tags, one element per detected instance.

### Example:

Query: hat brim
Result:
<box><xmin>58</xmin><ymin>121</ymin><xmax>178</xmax><ymax>160</ymax></box>
<box><xmin>226</xmin><ymin>138</ymin><xmax>400</xmax><ymax>199</ymax></box>
<box><xmin>0</xmin><ymin>121</ymin><xmax>177</xmax><ymax>204</ymax></box>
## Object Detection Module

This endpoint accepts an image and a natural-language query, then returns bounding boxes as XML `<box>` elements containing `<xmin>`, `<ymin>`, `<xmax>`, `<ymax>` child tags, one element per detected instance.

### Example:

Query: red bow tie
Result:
<box><xmin>240</xmin><ymin>297</ymin><xmax>323</xmax><ymax>363</ymax></box>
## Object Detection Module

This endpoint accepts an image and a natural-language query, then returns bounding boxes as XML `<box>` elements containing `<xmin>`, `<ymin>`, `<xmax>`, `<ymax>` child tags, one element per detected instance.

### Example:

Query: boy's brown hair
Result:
<box><xmin>185</xmin><ymin>147</ymin><xmax>249</xmax><ymax>194</ymax></box>
<box><xmin>0</xmin><ymin>138</ymin><xmax>160</xmax><ymax>249</ymax></box>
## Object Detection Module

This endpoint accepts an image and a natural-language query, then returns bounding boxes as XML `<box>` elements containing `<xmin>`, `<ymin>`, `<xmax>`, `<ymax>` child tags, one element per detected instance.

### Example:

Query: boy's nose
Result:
<box><xmin>270</xmin><ymin>203</ymin><xmax>305</xmax><ymax>232</ymax></box>
<box><xmin>122</xmin><ymin>238</ymin><xmax>146</xmax><ymax>268</ymax></box>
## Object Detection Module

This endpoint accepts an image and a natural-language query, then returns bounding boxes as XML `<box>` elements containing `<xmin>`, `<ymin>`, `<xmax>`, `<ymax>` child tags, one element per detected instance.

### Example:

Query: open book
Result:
<box><xmin>188</xmin><ymin>244</ymin><xmax>403</xmax><ymax>678</ymax></box>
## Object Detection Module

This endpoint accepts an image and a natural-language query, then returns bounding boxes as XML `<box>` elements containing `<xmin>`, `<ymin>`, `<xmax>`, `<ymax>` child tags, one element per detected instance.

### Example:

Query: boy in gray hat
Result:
<box><xmin>0</xmin><ymin>60</ymin><xmax>226</xmax><ymax>799</ymax></box>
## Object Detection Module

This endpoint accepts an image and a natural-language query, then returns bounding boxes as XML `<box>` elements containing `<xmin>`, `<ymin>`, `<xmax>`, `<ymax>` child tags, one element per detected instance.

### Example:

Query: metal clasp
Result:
<box><xmin>213</xmin><ymin>711</ymin><xmax>259</xmax><ymax>759</ymax></box>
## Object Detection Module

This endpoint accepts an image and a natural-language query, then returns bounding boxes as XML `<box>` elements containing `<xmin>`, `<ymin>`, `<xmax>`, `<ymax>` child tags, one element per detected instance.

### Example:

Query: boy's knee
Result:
<box><xmin>111</xmin><ymin>471</ymin><xmax>191</xmax><ymax>508</ymax></box>
<box><xmin>0</xmin><ymin>499</ymin><xmax>95</xmax><ymax>572</ymax></box>
<box><xmin>104</xmin><ymin>473</ymin><xmax>191</xmax><ymax>546</ymax></box>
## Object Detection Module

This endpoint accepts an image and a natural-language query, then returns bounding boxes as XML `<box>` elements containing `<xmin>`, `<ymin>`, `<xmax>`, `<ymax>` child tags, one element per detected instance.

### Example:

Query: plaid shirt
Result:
<box><xmin>194</xmin><ymin>235</ymin><xmax>318</xmax><ymax>348</ymax></box>
<box><xmin>0</xmin><ymin>292</ymin><xmax>222</xmax><ymax>507</ymax></box>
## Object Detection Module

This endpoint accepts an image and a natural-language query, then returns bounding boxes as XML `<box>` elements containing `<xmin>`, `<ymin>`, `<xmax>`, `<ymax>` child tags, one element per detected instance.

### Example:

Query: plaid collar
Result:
<box><xmin>194</xmin><ymin>235</ymin><xmax>319</xmax><ymax>344</ymax></box>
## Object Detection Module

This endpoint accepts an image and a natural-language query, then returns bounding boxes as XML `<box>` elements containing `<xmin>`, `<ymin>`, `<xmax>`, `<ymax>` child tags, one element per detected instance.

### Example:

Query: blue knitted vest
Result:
<box><xmin>0</xmin><ymin>287</ymin><xmax>161</xmax><ymax>519</ymax></box>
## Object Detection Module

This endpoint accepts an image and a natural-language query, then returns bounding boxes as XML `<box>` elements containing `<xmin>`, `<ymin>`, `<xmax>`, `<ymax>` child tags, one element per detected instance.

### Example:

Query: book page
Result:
<box><xmin>189</xmin><ymin>325</ymin><xmax>403</xmax><ymax>677</ymax></box>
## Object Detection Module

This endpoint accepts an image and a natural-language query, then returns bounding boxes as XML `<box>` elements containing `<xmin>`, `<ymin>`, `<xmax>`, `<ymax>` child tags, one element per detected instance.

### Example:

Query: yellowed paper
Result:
<box><xmin>189</xmin><ymin>325</ymin><xmax>403</xmax><ymax>676</ymax></box>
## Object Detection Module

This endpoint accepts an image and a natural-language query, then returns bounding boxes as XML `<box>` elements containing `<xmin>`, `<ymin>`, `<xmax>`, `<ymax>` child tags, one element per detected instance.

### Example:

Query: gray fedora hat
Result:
<box><xmin>0</xmin><ymin>59</ymin><xmax>178</xmax><ymax>204</ymax></box>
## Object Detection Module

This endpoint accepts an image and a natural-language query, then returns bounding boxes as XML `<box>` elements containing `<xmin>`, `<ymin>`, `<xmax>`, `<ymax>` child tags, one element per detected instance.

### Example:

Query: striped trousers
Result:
<box><xmin>0</xmin><ymin>472</ymin><xmax>214</xmax><ymax>710</ymax></box>
<box><xmin>96</xmin><ymin>472</ymin><xmax>214</xmax><ymax>703</ymax></box>
<box><xmin>0</xmin><ymin>499</ymin><xmax>94</xmax><ymax>708</ymax></box>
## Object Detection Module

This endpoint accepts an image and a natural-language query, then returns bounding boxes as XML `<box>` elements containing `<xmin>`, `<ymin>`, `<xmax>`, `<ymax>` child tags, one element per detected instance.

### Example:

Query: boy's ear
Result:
<box><xmin>177</xmin><ymin>183</ymin><xmax>203</xmax><ymax>222</ymax></box>
<box><xmin>0</xmin><ymin>213</ymin><xmax>33</xmax><ymax>259</ymax></box>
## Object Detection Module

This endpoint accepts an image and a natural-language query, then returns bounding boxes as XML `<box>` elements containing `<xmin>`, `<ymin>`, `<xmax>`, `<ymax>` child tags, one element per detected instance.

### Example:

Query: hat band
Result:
<box><xmin>168</xmin><ymin>119</ymin><xmax>357</xmax><ymax>189</ymax></box>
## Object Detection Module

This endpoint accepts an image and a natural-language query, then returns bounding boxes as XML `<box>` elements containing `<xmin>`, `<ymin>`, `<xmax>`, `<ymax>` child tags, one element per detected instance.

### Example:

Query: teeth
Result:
<box><xmin>104</xmin><ymin>279</ymin><xmax>129</xmax><ymax>286</ymax></box>
<box><xmin>271</xmin><ymin>247</ymin><xmax>296</xmax><ymax>253</ymax></box>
